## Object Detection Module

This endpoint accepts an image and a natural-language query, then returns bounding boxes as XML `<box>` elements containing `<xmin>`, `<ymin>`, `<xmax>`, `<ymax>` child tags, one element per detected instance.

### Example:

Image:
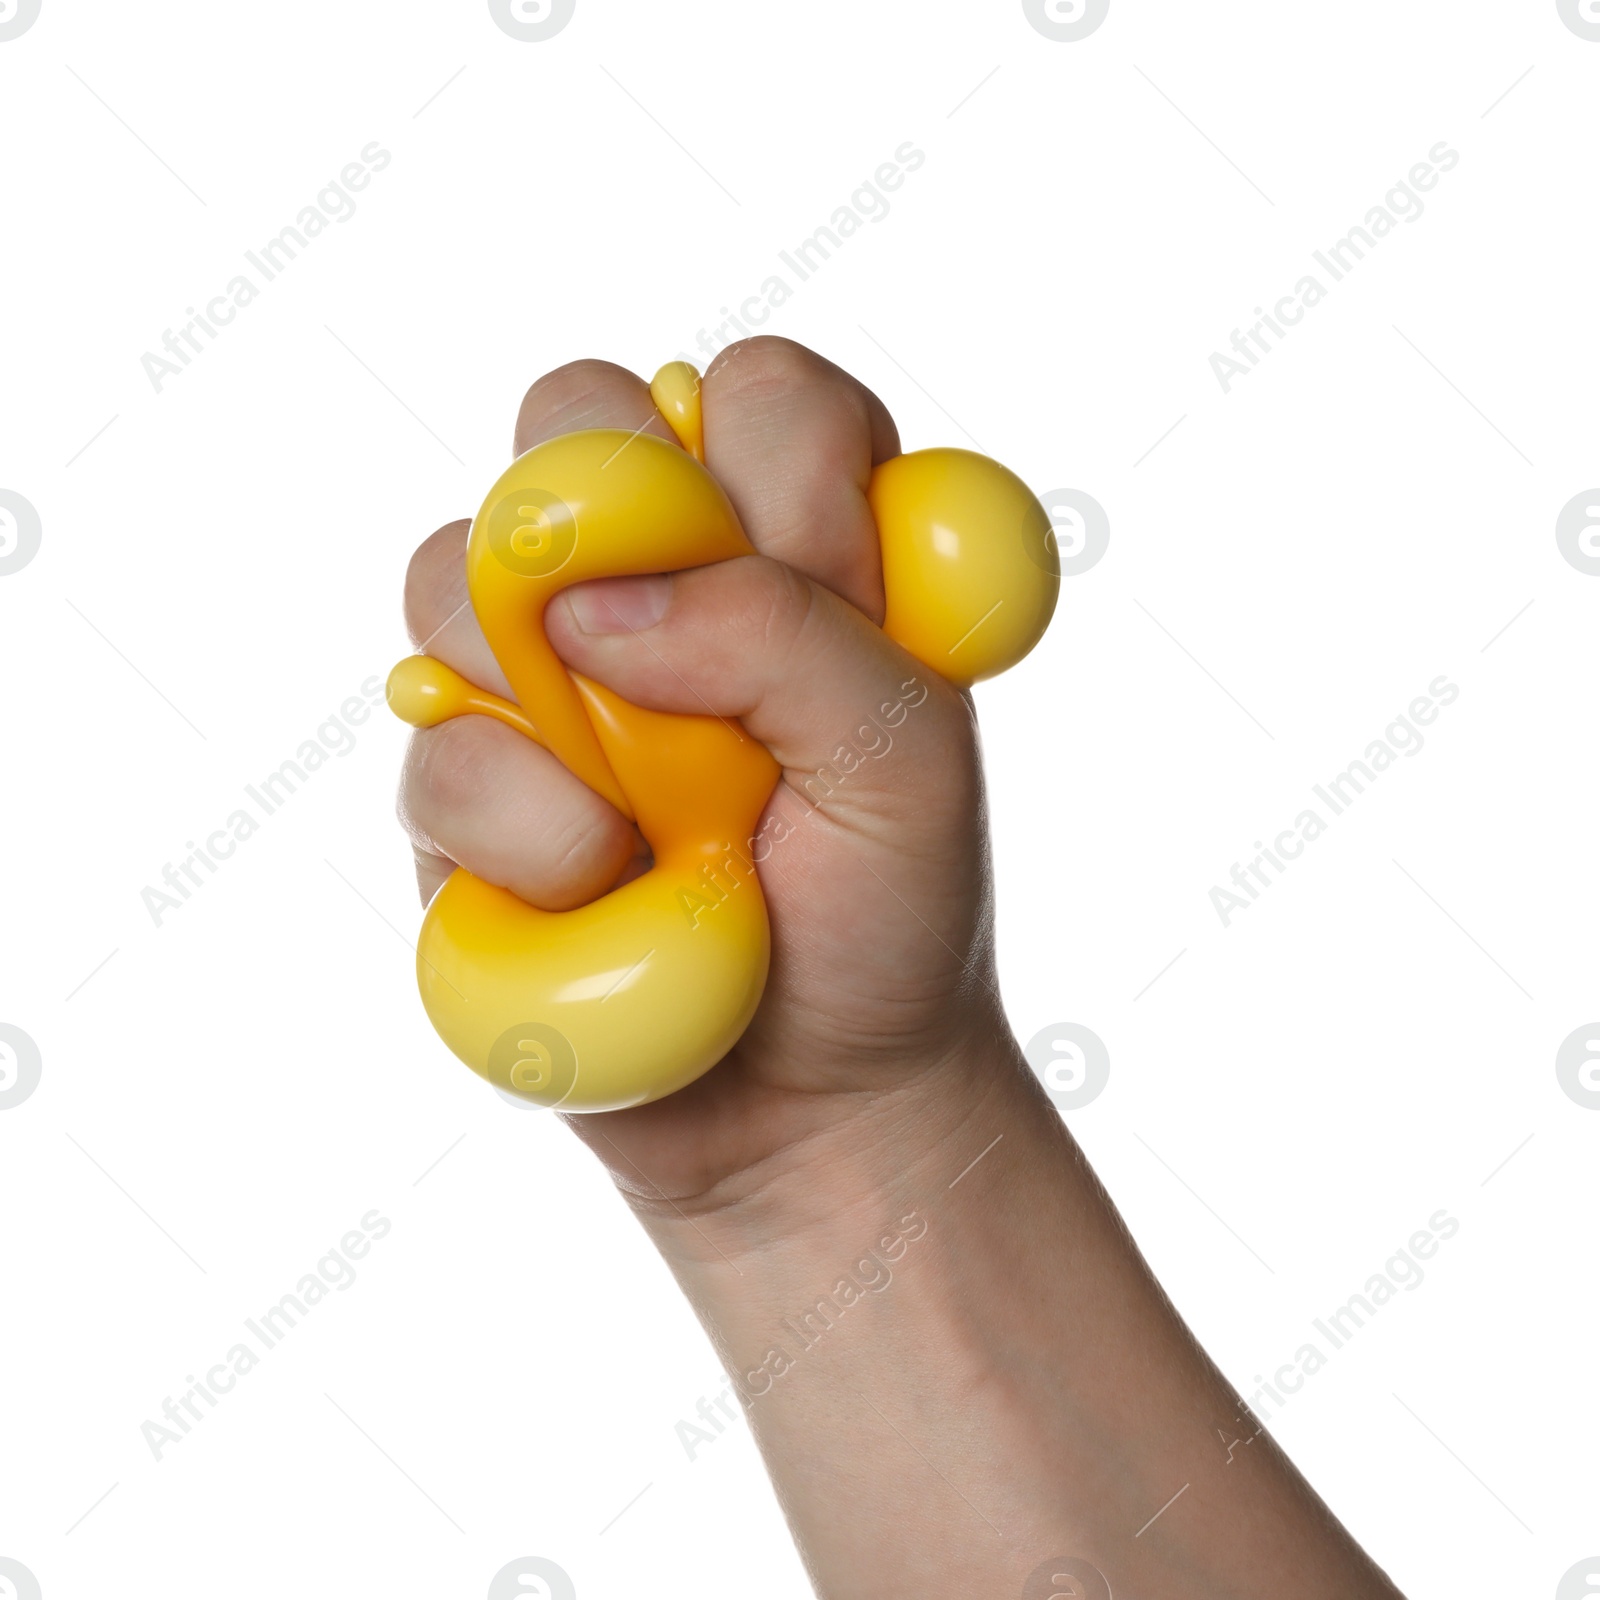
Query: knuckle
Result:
<box><xmin>746</xmin><ymin>555</ymin><xmax>818</xmax><ymax>656</ymax></box>
<box><xmin>706</xmin><ymin>335</ymin><xmax>829</xmax><ymax>402</ymax></box>
<box><xmin>542</xmin><ymin>806</ymin><xmax>626</xmax><ymax>891</ymax></box>
<box><xmin>516</xmin><ymin>359</ymin><xmax>646</xmax><ymax>436</ymax></box>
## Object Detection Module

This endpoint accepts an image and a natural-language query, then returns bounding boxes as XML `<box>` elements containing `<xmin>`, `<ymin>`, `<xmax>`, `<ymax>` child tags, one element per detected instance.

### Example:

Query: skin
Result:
<box><xmin>396</xmin><ymin>337</ymin><xmax>1408</xmax><ymax>1599</ymax></box>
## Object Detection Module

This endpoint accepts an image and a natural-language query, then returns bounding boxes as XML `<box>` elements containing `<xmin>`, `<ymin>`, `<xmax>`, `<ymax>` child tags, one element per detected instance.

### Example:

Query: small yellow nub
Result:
<box><xmin>387</xmin><ymin>655</ymin><xmax>541</xmax><ymax>743</ymax></box>
<box><xmin>649</xmin><ymin>361</ymin><xmax>705</xmax><ymax>461</ymax></box>
<box><xmin>387</xmin><ymin>655</ymin><xmax>466</xmax><ymax>727</ymax></box>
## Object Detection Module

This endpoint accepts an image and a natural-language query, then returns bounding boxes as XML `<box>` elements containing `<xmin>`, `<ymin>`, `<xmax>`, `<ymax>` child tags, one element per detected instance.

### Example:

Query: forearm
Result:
<box><xmin>621</xmin><ymin>1040</ymin><xmax>1405</xmax><ymax>1599</ymax></box>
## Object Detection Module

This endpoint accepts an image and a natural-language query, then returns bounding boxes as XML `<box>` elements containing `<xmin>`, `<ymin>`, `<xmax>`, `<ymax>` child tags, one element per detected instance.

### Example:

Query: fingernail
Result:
<box><xmin>564</xmin><ymin>574</ymin><xmax>671</xmax><ymax>634</ymax></box>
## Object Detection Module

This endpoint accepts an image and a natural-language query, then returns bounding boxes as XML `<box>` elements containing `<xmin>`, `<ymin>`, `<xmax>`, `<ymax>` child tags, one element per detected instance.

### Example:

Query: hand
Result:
<box><xmin>397</xmin><ymin>337</ymin><xmax>1005</xmax><ymax>1218</ymax></box>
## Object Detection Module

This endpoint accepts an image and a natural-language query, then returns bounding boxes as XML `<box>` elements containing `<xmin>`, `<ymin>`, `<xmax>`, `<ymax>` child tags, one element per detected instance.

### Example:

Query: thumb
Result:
<box><xmin>545</xmin><ymin>555</ymin><xmax>975</xmax><ymax>831</ymax></box>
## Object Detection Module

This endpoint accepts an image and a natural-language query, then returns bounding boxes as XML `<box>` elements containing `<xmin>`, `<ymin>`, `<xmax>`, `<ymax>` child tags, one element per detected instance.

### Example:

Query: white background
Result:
<box><xmin>2</xmin><ymin>2</ymin><xmax>1596</xmax><ymax>1596</ymax></box>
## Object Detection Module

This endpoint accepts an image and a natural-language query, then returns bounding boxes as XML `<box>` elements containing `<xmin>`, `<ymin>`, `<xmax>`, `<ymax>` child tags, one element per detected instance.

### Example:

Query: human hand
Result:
<box><xmin>396</xmin><ymin>337</ymin><xmax>1008</xmax><ymax>1221</ymax></box>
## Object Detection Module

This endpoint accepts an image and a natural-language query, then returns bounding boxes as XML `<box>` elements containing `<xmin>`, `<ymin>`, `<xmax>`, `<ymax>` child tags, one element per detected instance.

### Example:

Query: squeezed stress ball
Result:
<box><xmin>387</xmin><ymin>361</ymin><xmax>1059</xmax><ymax>1111</ymax></box>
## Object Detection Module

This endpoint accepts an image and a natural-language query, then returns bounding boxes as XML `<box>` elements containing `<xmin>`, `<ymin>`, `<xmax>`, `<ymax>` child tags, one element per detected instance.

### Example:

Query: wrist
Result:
<box><xmin>620</xmin><ymin>1026</ymin><xmax>1040</xmax><ymax>1270</ymax></box>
